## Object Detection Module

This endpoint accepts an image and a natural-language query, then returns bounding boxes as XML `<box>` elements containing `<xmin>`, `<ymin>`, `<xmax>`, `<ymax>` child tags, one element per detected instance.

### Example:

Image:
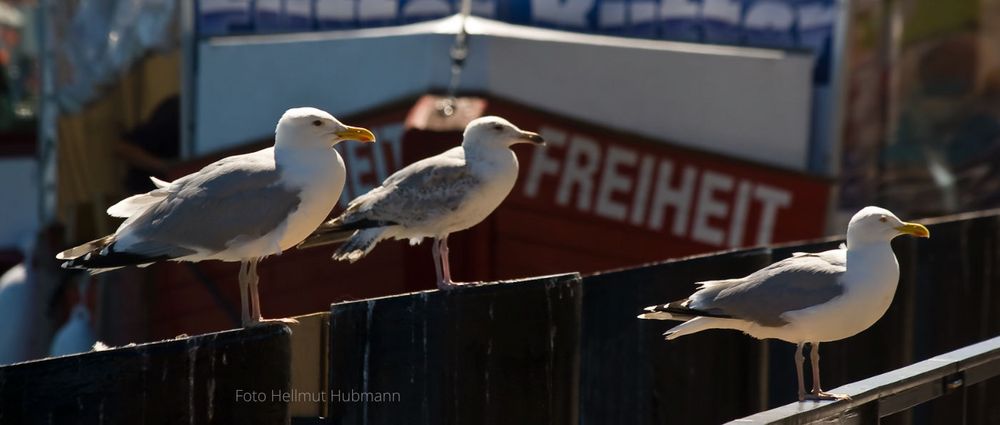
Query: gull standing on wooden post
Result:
<box><xmin>639</xmin><ymin>206</ymin><xmax>930</xmax><ymax>401</ymax></box>
<box><xmin>297</xmin><ymin>116</ymin><xmax>545</xmax><ymax>289</ymax></box>
<box><xmin>57</xmin><ymin>108</ymin><xmax>376</xmax><ymax>327</ymax></box>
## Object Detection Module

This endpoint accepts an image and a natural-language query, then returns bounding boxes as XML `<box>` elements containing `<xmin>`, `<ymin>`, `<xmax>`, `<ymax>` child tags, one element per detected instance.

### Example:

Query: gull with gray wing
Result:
<box><xmin>298</xmin><ymin>116</ymin><xmax>545</xmax><ymax>289</ymax></box>
<box><xmin>639</xmin><ymin>206</ymin><xmax>930</xmax><ymax>401</ymax></box>
<box><xmin>57</xmin><ymin>107</ymin><xmax>375</xmax><ymax>327</ymax></box>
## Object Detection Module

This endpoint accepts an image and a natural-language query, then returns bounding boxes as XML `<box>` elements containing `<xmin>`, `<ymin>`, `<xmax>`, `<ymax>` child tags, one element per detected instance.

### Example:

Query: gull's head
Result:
<box><xmin>462</xmin><ymin>116</ymin><xmax>545</xmax><ymax>149</ymax></box>
<box><xmin>846</xmin><ymin>206</ymin><xmax>930</xmax><ymax>248</ymax></box>
<box><xmin>275</xmin><ymin>107</ymin><xmax>375</xmax><ymax>148</ymax></box>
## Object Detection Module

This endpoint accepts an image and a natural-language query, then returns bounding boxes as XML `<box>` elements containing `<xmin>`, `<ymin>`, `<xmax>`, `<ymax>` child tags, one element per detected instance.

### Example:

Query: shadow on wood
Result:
<box><xmin>327</xmin><ymin>273</ymin><xmax>582</xmax><ymax>425</ymax></box>
<box><xmin>580</xmin><ymin>248</ymin><xmax>772</xmax><ymax>425</ymax></box>
<box><xmin>0</xmin><ymin>324</ymin><xmax>291</xmax><ymax>425</ymax></box>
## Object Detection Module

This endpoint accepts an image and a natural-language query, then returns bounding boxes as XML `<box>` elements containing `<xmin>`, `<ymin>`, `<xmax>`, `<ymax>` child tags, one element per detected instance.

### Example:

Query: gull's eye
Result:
<box><xmin>312</xmin><ymin>120</ymin><xmax>323</xmax><ymax>127</ymax></box>
<box><xmin>879</xmin><ymin>216</ymin><xmax>888</xmax><ymax>223</ymax></box>
<box><xmin>492</xmin><ymin>124</ymin><xmax>503</xmax><ymax>131</ymax></box>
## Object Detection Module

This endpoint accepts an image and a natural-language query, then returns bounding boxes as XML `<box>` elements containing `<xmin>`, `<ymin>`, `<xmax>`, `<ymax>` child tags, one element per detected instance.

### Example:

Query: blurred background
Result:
<box><xmin>0</xmin><ymin>0</ymin><xmax>997</xmax><ymax>367</ymax></box>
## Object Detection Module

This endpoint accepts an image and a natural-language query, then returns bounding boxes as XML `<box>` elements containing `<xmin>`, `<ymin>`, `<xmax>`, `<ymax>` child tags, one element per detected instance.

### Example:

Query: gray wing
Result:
<box><xmin>335</xmin><ymin>147</ymin><xmax>480</xmax><ymax>227</ymax></box>
<box><xmin>690</xmin><ymin>249</ymin><xmax>847</xmax><ymax>327</ymax></box>
<box><xmin>123</xmin><ymin>149</ymin><xmax>301</xmax><ymax>254</ymax></box>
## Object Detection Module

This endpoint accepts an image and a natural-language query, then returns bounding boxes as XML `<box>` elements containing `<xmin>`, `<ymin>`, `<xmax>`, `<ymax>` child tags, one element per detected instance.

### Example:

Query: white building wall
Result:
<box><xmin>195</xmin><ymin>17</ymin><xmax>813</xmax><ymax>170</ymax></box>
<box><xmin>196</xmin><ymin>30</ymin><xmax>472</xmax><ymax>155</ymax></box>
<box><xmin>483</xmin><ymin>34</ymin><xmax>813</xmax><ymax>170</ymax></box>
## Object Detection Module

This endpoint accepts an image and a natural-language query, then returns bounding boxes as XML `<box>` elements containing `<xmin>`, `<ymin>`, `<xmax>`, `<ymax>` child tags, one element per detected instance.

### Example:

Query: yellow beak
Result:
<box><xmin>335</xmin><ymin>126</ymin><xmax>376</xmax><ymax>143</ymax></box>
<box><xmin>895</xmin><ymin>222</ymin><xmax>930</xmax><ymax>238</ymax></box>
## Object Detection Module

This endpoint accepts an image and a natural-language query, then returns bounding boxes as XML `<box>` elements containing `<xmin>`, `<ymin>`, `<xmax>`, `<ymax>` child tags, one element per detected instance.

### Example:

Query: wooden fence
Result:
<box><xmin>2</xmin><ymin>210</ymin><xmax>999</xmax><ymax>424</ymax></box>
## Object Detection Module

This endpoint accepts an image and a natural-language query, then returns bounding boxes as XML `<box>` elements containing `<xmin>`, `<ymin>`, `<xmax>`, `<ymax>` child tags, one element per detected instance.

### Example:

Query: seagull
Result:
<box><xmin>297</xmin><ymin>116</ymin><xmax>545</xmax><ymax>289</ymax></box>
<box><xmin>56</xmin><ymin>107</ymin><xmax>375</xmax><ymax>327</ymax></box>
<box><xmin>638</xmin><ymin>206</ymin><xmax>930</xmax><ymax>401</ymax></box>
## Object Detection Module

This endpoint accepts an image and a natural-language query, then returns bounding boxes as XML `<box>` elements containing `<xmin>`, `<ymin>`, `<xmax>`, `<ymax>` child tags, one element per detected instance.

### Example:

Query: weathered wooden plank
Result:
<box><xmin>289</xmin><ymin>312</ymin><xmax>330</xmax><ymax>419</ymax></box>
<box><xmin>917</xmin><ymin>215</ymin><xmax>1000</xmax><ymax>425</ymax></box>
<box><xmin>579</xmin><ymin>248</ymin><xmax>772</xmax><ymax>425</ymax></box>
<box><xmin>328</xmin><ymin>273</ymin><xmax>582</xmax><ymax>425</ymax></box>
<box><xmin>0</xmin><ymin>324</ymin><xmax>291</xmax><ymax>425</ymax></box>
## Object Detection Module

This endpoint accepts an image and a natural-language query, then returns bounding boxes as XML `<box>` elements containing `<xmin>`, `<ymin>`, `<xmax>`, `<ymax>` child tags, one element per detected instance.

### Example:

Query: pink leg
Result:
<box><xmin>435</xmin><ymin>235</ymin><xmax>471</xmax><ymax>290</ymax></box>
<box><xmin>434</xmin><ymin>235</ymin><xmax>483</xmax><ymax>290</ymax></box>
<box><xmin>795</xmin><ymin>343</ymin><xmax>806</xmax><ymax>401</ymax></box>
<box><xmin>238</xmin><ymin>261</ymin><xmax>251</xmax><ymax>327</ymax></box>
<box><xmin>432</xmin><ymin>238</ymin><xmax>445</xmax><ymax>288</ymax></box>
<box><xmin>805</xmin><ymin>342</ymin><xmax>851</xmax><ymax>401</ymax></box>
<box><xmin>245</xmin><ymin>258</ymin><xmax>298</xmax><ymax>327</ymax></box>
<box><xmin>434</xmin><ymin>236</ymin><xmax>456</xmax><ymax>289</ymax></box>
<box><xmin>440</xmin><ymin>235</ymin><xmax>452</xmax><ymax>284</ymax></box>
<box><xmin>811</xmin><ymin>342</ymin><xmax>822</xmax><ymax>394</ymax></box>
<box><xmin>248</xmin><ymin>258</ymin><xmax>262</xmax><ymax>324</ymax></box>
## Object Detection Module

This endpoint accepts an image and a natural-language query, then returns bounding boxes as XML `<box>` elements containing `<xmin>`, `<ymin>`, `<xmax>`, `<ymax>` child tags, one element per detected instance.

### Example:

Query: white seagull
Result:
<box><xmin>297</xmin><ymin>116</ymin><xmax>545</xmax><ymax>289</ymax></box>
<box><xmin>57</xmin><ymin>107</ymin><xmax>375</xmax><ymax>327</ymax></box>
<box><xmin>639</xmin><ymin>206</ymin><xmax>930</xmax><ymax>401</ymax></box>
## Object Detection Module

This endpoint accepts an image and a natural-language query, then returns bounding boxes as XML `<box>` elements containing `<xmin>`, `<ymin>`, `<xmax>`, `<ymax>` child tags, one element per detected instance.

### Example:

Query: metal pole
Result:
<box><xmin>180</xmin><ymin>0</ymin><xmax>197</xmax><ymax>159</ymax></box>
<box><xmin>36</xmin><ymin>0</ymin><xmax>58</xmax><ymax>224</ymax></box>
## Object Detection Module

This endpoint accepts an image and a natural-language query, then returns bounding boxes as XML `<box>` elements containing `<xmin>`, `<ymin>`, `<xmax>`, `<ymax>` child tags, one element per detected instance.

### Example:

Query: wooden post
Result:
<box><xmin>288</xmin><ymin>312</ymin><xmax>331</xmax><ymax>419</ymax></box>
<box><xmin>579</xmin><ymin>248</ymin><xmax>772</xmax><ymax>425</ymax></box>
<box><xmin>0</xmin><ymin>324</ymin><xmax>291</xmax><ymax>424</ymax></box>
<box><xmin>327</xmin><ymin>273</ymin><xmax>582</xmax><ymax>425</ymax></box>
<box><xmin>915</xmin><ymin>214</ymin><xmax>1000</xmax><ymax>424</ymax></box>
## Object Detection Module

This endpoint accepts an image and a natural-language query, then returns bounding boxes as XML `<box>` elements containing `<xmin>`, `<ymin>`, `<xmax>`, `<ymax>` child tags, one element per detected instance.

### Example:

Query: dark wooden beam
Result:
<box><xmin>0</xmin><ymin>323</ymin><xmax>292</xmax><ymax>424</ymax></box>
<box><xmin>580</xmin><ymin>248</ymin><xmax>773</xmax><ymax>425</ymax></box>
<box><xmin>327</xmin><ymin>273</ymin><xmax>582</xmax><ymax>425</ymax></box>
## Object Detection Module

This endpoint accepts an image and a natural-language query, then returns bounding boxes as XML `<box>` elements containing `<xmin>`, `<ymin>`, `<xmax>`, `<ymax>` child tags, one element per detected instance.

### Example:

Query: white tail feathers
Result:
<box><xmin>149</xmin><ymin>176</ymin><xmax>171</xmax><ymax>189</ymax></box>
<box><xmin>662</xmin><ymin>317</ymin><xmax>749</xmax><ymax>340</ymax></box>
<box><xmin>663</xmin><ymin>317</ymin><xmax>715</xmax><ymax>340</ymax></box>
<box><xmin>637</xmin><ymin>312</ymin><xmax>675</xmax><ymax>320</ymax></box>
<box><xmin>107</xmin><ymin>192</ymin><xmax>165</xmax><ymax>218</ymax></box>
<box><xmin>696</xmin><ymin>279</ymin><xmax>737</xmax><ymax>289</ymax></box>
<box><xmin>106</xmin><ymin>178</ymin><xmax>171</xmax><ymax>218</ymax></box>
<box><xmin>331</xmin><ymin>228</ymin><xmax>385</xmax><ymax>263</ymax></box>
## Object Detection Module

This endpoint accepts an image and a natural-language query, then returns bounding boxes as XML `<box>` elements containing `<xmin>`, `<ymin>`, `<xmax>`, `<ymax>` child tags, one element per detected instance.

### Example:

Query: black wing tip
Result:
<box><xmin>298</xmin><ymin>219</ymin><xmax>397</xmax><ymax>250</ymax></box>
<box><xmin>329</xmin><ymin>218</ymin><xmax>398</xmax><ymax>232</ymax></box>
<box><xmin>60</xmin><ymin>247</ymin><xmax>171</xmax><ymax>270</ymax></box>
<box><xmin>56</xmin><ymin>235</ymin><xmax>116</xmax><ymax>261</ymax></box>
<box><xmin>644</xmin><ymin>300</ymin><xmax>732</xmax><ymax>320</ymax></box>
<box><xmin>644</xmin><ymin>300</ymin><xmax>688</xmax><ymax>313</ymax></box>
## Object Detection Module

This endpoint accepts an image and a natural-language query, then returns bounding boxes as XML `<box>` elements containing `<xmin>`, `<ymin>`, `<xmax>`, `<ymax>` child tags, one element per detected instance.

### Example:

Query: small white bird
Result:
<box><xmin>639</xmin><ymin>206</ymin><xmax>930</xmax><ymax>401</ymax></box>
<box><xmin>57</xmin><ymin>108</ymin><xmax>375</xmax><ymax>327</ymax></box>
<box><xmin>298</xmin><ymin>116</ymin><xmax>545</xmax><ymax>289</ymax></box>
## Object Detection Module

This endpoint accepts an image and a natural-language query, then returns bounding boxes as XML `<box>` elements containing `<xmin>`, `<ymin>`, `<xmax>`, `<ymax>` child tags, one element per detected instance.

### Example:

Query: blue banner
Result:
<box><xmin>197</xmin><ymin>0</ymin><xmax>837</xmax><ymax>60</ymax></box>
<box><xmin>196</xmin><ymin>0</ymin><xmax>837</xmax><ymax>83</ymax></box>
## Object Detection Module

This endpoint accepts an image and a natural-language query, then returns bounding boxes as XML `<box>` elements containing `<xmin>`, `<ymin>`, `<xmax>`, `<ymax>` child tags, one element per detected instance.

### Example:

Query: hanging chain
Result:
<box><xmin>439</xmin><ymin>0</ymin><xmax>472</xmax><ymax>117</ymax></box>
